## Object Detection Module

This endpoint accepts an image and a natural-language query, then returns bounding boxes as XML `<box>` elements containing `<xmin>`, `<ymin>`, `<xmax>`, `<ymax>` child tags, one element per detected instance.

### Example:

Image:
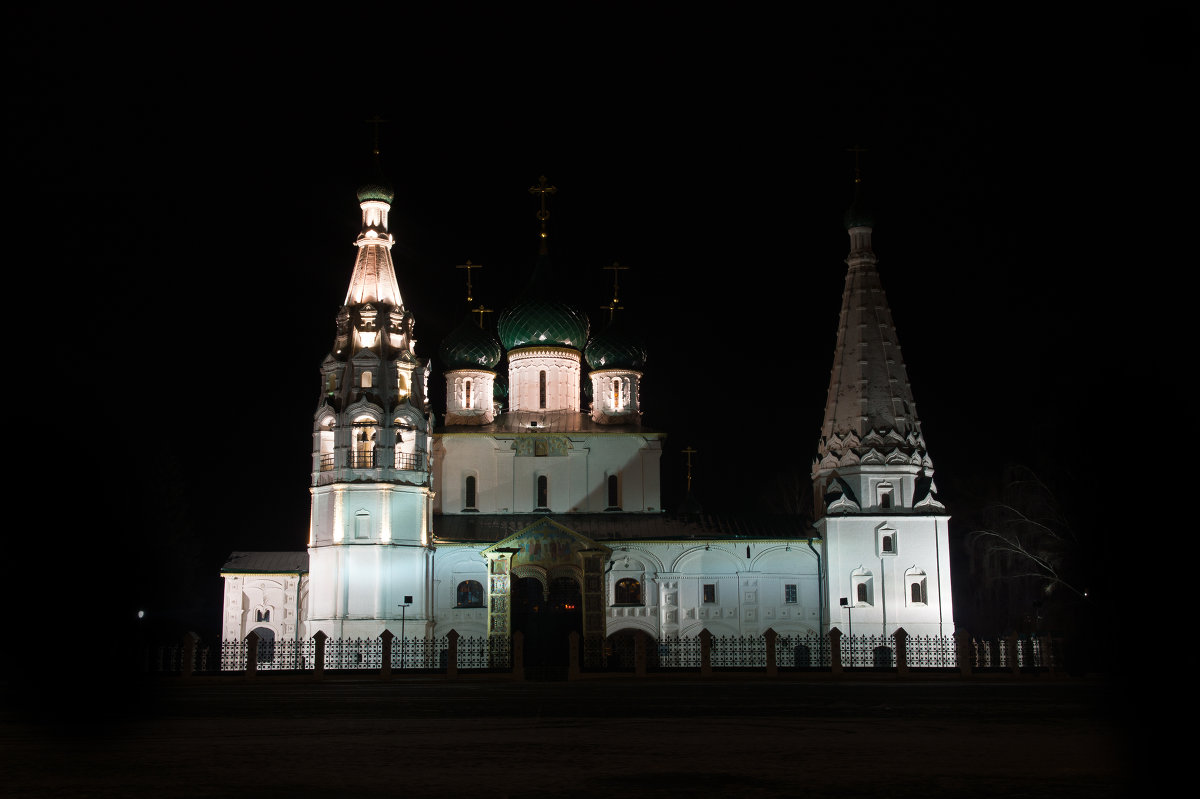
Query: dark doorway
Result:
<box><xmin>512</xmin><ymin>576</ymin><xmax>582</xmax><ymax>680</ymax></box>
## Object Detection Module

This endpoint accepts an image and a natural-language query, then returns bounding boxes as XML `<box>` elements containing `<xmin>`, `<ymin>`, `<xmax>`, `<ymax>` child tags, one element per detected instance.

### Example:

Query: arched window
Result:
<box><xmin>536</xmin><ymin>475</ymin><xmax>548</xmax><ymax>509</ymax></box>
<box><xmin>361</xmin><ymin>370</ymin><xmax>372</xmax><ymax>388</ymax></box>
<box><xmin>539</xmin><ymin>371</ymin><xmax>547</xmax><ymax>409</ymax></box>
<box><xmin>911</xmin><ymin>582</ymin><xmax>922</xmax><ymax>603</ymax></box>
<box><xmin>607</xmin><ymin>475</ymin><xmax>619</xmax><ymax>508</ymax></box>
<box><xmin>882</xmin><ymin>535</ymin><xmax>893</xmax><ymax>553</ymax></box>
<box><xmin>354</xmin><ymin>510</ymin><xmax>371</xmax><ymax>539</ymax></box>
<box><xmin>456</xmin><ymin>580</ymin><xmax>483</xmax><ymax>608</ymax></box>
<box><xmin>857</xmin><ymin>583</ymin><xmax>868</xmax><ymax>603</ymax></box>
<box><xmin>463</xmin><ymin>378</ymin><xmax>473</xmax><ymax>409</ymax></box>
<box><xmin>465</xmin><ymin>476</ymin><xmax>477</xmax><ymax>509</ymax></box>
<box><xmin>255</xmin><ymin>608</ymin><xmax>271</xmax><ymax>622</ymax></box>
<box><xmin>612</xmin><ymin>378</ymin><xmax>622</xmax><ymax>410</ymax></box>
<box><xmin>615</xmin><ymin>578</ymin><xmax>642</xmax><ymax>605</ymax></box>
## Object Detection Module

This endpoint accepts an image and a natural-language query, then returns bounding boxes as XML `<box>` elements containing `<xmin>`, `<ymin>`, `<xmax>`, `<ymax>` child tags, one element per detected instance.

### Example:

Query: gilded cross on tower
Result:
<box><xmin>367</xmin><ymin>115</ymin><xmax>388</xmax><ymax>155</ymax></box>
<box><xmin>846</xmin><ymin>144</ymin><xmax>868</xmax><ymax>182</ymax></box>
<box><xmin>601</xmin><ymin>262</ymin><xmax>629</xmax><ymax>324</ymax></box>
<box><xmin>456</xmin><ymin>260</ymin><xmax>481</xmax><ymax>302</ymax></box>
<box><xmin>529</xmin><ymin>175</ymin><xmax>557</xmax><ymax>239</ymax></box>
<box><xmin>682</xmin><ymin>446</ymin><xmax>698</xmax><ymax>493</ymax></box>
<box><xmin>471</xmin><ymin>304</ymin><xmax>493</xmax><ymax>328</ymax></box>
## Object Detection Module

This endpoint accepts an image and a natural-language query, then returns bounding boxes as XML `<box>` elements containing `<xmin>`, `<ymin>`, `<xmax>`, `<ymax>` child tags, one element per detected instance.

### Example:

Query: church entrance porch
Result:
<box><xmin>512</xmin><ymin>575</ymin><xmax>582</xmax><ymax>680</ymax></box>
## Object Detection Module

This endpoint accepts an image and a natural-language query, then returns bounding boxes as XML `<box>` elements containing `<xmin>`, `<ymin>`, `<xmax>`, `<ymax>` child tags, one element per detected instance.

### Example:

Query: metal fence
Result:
<box><xmin>157</xmin><ymin>631</ymin><xmax>1056</xmax><ymax>675</ymax></box>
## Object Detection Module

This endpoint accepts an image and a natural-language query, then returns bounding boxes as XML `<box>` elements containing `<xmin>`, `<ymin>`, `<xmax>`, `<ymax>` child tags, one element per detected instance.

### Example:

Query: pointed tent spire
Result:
<box><xmin>344</xmin><ymin>138</ymin><xmax>403</xmax><ymax>309</ymax></box>
<box><xmin>817</xmin><ymin>166</ymin><xmax>926</xmax><ymax>455</ymax></box>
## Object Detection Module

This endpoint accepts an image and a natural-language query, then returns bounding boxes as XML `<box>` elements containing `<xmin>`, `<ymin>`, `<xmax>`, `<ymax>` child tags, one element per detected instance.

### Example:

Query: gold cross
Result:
<box><xmin>603</xmin><ymin>261</ymin><xmax>629</xmax><ymax>305</ymax></box>
<box><xmin>846</xmin><ymin>144</ymin><xmax>868</xmax><ymax>182</ymax></box>
<box><xmin>682</xmin><ymin>446</ymin><xmax>698</xmax><ymax>493</ymax></box>
<box><xmin>456</xmin><ymin>260</ymin><xmax>481</xmax><ymax>302</ymax></box>
<box><xmin>367</xmin><ymin>115</ymin><xmax>388</xmax><ymax>155</ymax></box>
<box><xmin>529</xmin><ymin>175</ymin><xmax>557</xmax><ymax>238</ymax></box>
<box><xmin>471</xmin><ymin>304</ymin><xmax>493</xmax><ymax>328</ymax></box>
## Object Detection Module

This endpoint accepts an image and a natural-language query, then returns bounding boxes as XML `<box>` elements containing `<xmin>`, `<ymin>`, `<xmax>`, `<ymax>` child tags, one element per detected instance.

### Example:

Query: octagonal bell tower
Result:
<box><xmin>306</xmin><ymin>153</ymin><xmax>436</xmax><ymax>639</ymax></box>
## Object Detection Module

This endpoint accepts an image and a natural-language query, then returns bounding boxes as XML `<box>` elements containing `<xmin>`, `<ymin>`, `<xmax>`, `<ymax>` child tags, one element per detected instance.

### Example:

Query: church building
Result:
<box><xmin>219</xmin><ymin>164</ymin><xmax>955</xmax><ymax>664</ymax></box>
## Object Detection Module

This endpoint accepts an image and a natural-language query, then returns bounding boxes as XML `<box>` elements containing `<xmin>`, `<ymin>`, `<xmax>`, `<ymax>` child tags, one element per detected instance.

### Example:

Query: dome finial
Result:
<box><xmin>471</xmin><ymin>304</ymin><xmax>493</xmax><ymax>329</ymax></box>
<box><xmin>529</xmin><ymin>175</ymin><xmax>557</xmax><ymax>254</ymax></box>
<box><xmin>456</xmin><ymin>259</ymin><xmax>482</xmax><ymax>303</ymax></box>
<box><xmin>356</xmin><ymin>117</ymin><xmax>394</xmax><ymax>204</ymax></box>
<box><xmin>601</xmin><ymin>262</ymin><xmax>629</xmax><ymax>324</ymax></box>
<box><xmin>843</xmin><ymin>145</ymin><xmax>874</xmax><ymax>230</ymax></box>
<box><xmin>847</xmin><ymin>143</ymin><xmax>867</xmax><ymax>183</ymax></box>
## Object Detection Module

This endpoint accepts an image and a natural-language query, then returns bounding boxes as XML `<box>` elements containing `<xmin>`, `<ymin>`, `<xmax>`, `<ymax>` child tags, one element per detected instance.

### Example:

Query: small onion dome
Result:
<box><xmin>585</xmin><ymin>316</ymin><xmax>647</xmax><ymax>370</ymax></box>
<box><xmin>357</xmin><ymin>179</ymin><xmax>394</xmax><ymax>204</ymax></box>
<box><xmin>439</xmin><ymin>314</ymin><xmax>502</xmax><ymax>370</ymax></box>
<box><xmin>843</xmin><ymin>181</ymin><xmax>873</xmax><ymax>229</ymax></box>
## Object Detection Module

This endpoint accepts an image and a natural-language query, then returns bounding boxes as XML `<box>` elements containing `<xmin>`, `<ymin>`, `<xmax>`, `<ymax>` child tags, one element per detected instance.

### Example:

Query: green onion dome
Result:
<box><xmin>843</xmin><ymin>180</ymin><xmax>873</xmax><ymax>229</ymax></box>
<box><xmin>357</xmin><ymin>180</ymin><xmax>394</xmax><ymax>204</ymax></box>
<box><xmin>585</xmin><ymin>316</ymin><xmax>647</xmax><ymax>370</ymax></box>
<box><xmin>439</xmin><ymin>314</ymin><xmax>502</xmax><ymax>370</ymax></box>
<box><xmin>497</xmin><ymin>254</ymin><xmax>590</xmax><ymax>351</ymax></box>
<box><xmin>493</xmin><ymin>374</ymin><xmax>508</xmax><ymax>401</ymax></box>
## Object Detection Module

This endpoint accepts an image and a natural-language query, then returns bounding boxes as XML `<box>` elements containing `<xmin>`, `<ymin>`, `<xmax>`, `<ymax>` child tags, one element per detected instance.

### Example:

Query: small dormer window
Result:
<box><xmin>877</xmin><ymin>481</ymin><xmax>894</xmax><ymax>509</ymax></box>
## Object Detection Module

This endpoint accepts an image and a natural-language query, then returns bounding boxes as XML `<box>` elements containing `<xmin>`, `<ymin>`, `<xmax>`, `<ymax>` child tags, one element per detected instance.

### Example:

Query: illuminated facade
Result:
<box><xmin>221</xmin><ymin>169</ymin><xmax>955</xmax><ymax>657</ymax></box>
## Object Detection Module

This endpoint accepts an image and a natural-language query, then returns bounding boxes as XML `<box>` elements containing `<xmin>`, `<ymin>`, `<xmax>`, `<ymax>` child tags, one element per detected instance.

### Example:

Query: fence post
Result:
<box><xmin>1005</xmin><ymin>633</ymin><xmax>1019</xmax><ymax>676</ymax></box>
<box><xmin>699</xmin><ymin>629</ymin><xmax>712</xmax><ymax>677</ymax></box>
<box><xmin>955</xmin><ymin>630</ymin><xmax>973</xmax><ymax>677</ymax></box>
<box><xmin>380</xmin><ymin>629</ymin><xmax>394</xmax><ymax>680</ymax></box>
<box><xmin>313</xmin><ymin>631</ymin><xmax>327</xmax><ymax>681</ymax></box>
<box><xmin>245</xmin><ymin>631</ymin><xmax>259</xmax><ymax>679</ymax></box>
<box><xmin>894</xmin><ymin>627</ymin><xmax>909</xmax><ymax>675</ymax></box>
<box><xmin>447</xmin><ymin>630</ymin><xmax>459</xmax><ymax>681</ymax></box>
<box><xmin>634</xmin><ymin>631</ymin><xmax>647</xmax><ymax>678</ymax></box>
<box><xmin>512</xmin><ymin>631</ymin><xmax>525</xmax><ymax>682</ymax></box>
<box><xmin>182</xmin><ymin>632</ymin><xmax>199</xmax><ymax>680</ymax></box>
<box><xmin>829</xmin><ymin>628</ymin><xmax>844</xmax><ymax>676</ymax></box>
<box><xmin>764</xmin><ymin>627</ymin><xmax>777</xmax><ymax>677</ymax></box>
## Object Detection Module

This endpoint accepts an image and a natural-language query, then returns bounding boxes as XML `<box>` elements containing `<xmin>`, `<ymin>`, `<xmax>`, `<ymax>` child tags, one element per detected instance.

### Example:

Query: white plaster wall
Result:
<box><xmin>820</xmin><ymin>513</ymin><xmax>954</xmax><ymax>637</ymax></box>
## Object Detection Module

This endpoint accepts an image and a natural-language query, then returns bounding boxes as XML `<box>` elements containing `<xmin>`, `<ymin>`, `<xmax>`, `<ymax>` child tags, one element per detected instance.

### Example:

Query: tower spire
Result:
<box><xmin>812</xmin><ymin>164</ymin><xmax>938</xmax><ymax>519</ymax></box>
<box><xmin>529</xmin><ymin>175</ymin><xmax>556</xmax><ymax>255</ymax></box>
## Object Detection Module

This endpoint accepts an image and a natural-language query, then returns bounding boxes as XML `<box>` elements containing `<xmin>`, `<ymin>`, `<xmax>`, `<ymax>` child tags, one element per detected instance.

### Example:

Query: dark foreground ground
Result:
<box><xmin>3</xmin><ymin>673</ymin><xmax>1135</xmax><ymax>798</ymax></box>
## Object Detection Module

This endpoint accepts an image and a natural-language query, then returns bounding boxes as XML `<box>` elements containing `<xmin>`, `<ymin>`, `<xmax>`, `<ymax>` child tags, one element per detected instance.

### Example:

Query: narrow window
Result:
<box><xmin>536</xmin><ymin>475</ymin><xmax>548</xmax><ymax>509</ymax></box>
<box><xmin>465</xmin><ymin>476</ymin><xmax>477</xmax><ymax>509</ymax></box>
<box><xmin>607</xmin><ymin>475</ymin><xmax>619</xmax><ymax>508</ymax></box>
<box><xmin>457</xmin><ymin>580</ymin><xmax>484</xmax><ymax>607</ymax></box>
<box><xmin>911</xmin><ymin>583</ymin><xmax>922</xmax><ymax>603</ymax></box>
<box><xmin>702</xmin><ymin>584</ymin><xmax>716</xmax><ymax>604</ymax></box>
<box><xmin>463</xmin><ymin>378</ymin><xmax>473</xmax><ymax>409</ymax></box>
<box><xmin>539</xmin><ymin>371</ymin><xmax>547</xmax><ymax>409</ymax></box>
<box><xmin>856</xmin><ymin>583</ymin><xmax>868</xmax><ymax>603</ymax></box>
<box><xmin>784</xmin><ymin>584</ymin><xmax>797</xmax><ymax>604</ymax></box>
<box><xmin>354</xmin><ymin>510</ymin><xmax>370</xmax><ymax>539</ymax></box>
<box><xmin>882</xmin><ymin>535</ymin><xmax>893</xmax><ymax>553</ymax></box>
<box><xmin>325</xmin><ymin>373</ymin><xmax>336</xmax><ymax>393</ymax></box>
<box><xmin>361</xmin><ymin>370</ymin><xmax>372</xmax><ymax>388</ymax></box>
<box><xmin>612</xmin><ymin>378</ymin><xmax>622</xmax><ymax>410</ymax></box>
<box><xmin>615</xmin><ymin>578</ymin><xmax>642</xmax><ymax>605</ymax></box>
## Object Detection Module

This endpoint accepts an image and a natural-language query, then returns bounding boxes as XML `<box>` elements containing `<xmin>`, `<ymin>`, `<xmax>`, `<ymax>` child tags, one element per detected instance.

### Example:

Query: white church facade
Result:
<box><xmin>220</xmin><ymin>167</ymin><xmax>955</xmax><ymax>662</ymax></box>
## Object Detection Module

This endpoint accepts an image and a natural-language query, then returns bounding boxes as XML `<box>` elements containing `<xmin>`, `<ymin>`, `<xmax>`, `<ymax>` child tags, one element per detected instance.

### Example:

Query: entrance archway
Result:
<box><xmin>512</xmin><ymin>575</ymin><xmax>582</xmax><ymax>678</ymax></box>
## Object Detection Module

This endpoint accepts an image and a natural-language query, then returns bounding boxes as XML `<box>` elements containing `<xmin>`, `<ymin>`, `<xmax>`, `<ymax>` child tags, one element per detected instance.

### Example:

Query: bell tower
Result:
<box><xmin>306</xmin><ymin>152</ymin><xmax>436</xmax><ymax>639</ymax></box>
<box><xmin>813</xmin><ymin>165</ymin><xmax>954</xmax><ymax>640</ymax></box>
